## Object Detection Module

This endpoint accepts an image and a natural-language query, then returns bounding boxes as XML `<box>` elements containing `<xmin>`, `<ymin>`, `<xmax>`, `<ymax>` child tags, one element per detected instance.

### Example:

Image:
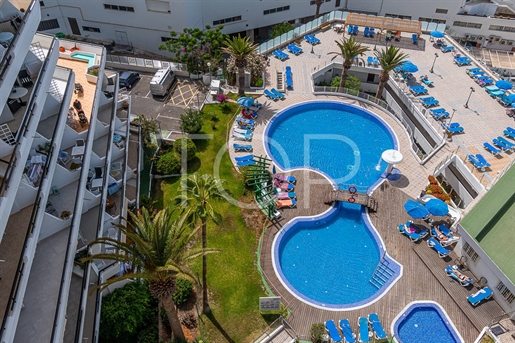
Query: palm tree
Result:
<box><xmin>328</xmin><ymin>37</ymin><xmax>369</xmax><ymax>89</ymax></box>
<box><xmin>176</xmin><ymin>173</ymin><xmax>225</xmax><ymax>313</ymax></box>
<box><xmin>222</xmin><ymin>34</ymin><xmax>258</xmax><ymax>96</ymax></box>
<box><xmin>314</xmin><ymin>0</ymin><xmax>324</xmax><ymax>18</ymax></box>
<box><xmin>375</xmin><ymin>46</ymin><xmax>409</xmax><ymax>99</ymax></box>
<box><xmin>82</xmin><ymin>207</ymin><xmax>218</xmax><ymax>341</ymax></box>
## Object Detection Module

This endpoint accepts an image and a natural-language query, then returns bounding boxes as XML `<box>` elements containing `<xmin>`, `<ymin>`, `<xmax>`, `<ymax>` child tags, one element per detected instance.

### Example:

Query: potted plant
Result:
<box><xmin>86</xmin><ymin>65</ymin><xmax>101</xmax><ymax>83</ymax></box>
<box><xmin>59</xmin><ymin>46</ymin><xmax>65</xmax><ymax>53</ymax></box>
<box><xmin>122</xmin><ymin>100</ymin><xmax>129</xmax><ymax>109</ymax></box>
<box><xmin>60</xmin><ymin>210</ymin><xmax>71</xmax><ymax>219</ymax></box>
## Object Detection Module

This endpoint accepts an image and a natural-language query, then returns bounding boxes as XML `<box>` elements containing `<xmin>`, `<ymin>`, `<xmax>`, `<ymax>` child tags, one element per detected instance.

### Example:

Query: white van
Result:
<box><xmin>150</xmin><ymin>66</ymin><xmax>176</xmax><ymax>98</ymax></box>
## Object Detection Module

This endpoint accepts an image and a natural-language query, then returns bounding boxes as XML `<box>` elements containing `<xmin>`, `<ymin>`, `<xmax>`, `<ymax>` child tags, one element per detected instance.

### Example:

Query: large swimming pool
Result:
<box><xmin>393</xmin><ymin>302</ymin><xmax>464</xmax><ymax>343</ymax></box>
<box><xmin>267</xmin><ymin>101</ymin><xmax>402</xmax><ymax>309</ymax></box>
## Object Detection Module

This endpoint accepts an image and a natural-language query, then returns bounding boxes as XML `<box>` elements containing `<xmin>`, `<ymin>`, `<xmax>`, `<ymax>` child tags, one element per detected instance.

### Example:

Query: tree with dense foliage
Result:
<box><xmin>83</xmin><ymin>207</ymin><xmax>218</xmax><ymax>341</ymax></box>
<box><xmin>173</xmin><ymin>137</ymin><xmax>197</xmax><ymax>162</ymax></box>
<box><xmin>375</xmin><ymin>46</ymin><xmax>409</xmax><ymax>99</ymax></box>
<box><xmin>314</xmin><ymin>0</ymin><xmax>324</xmax><ymax>18</ymax></box>
<box><xmin>271</xmin><ymin>21</ymin><xmax>294</xmax><ymax>38</ymax></box>
<box><xmin>222</xmin><ymin>35</ymin><xmax>258</xmax><ymax>96</ymax></box>
<box><xmin>156</xmin><ymin>151</ymin><xmax>181</xmax><ymax>175</ymax></box>
<box><xmin>180</xmin><ymin>108</ymin><xmax>204</xmax><ymax>134</ymax></box>
<box><xmin>226</xmin><ymin>50</ymin><xmax>266</xmax><ymax>88</ymax></box>
<box><xmin>159</xmin><ymin>25</ymin><xmax>227</xmax><ymax>73</ymax></box>
<box><xmin>330</xmin><ymin>74</ymin><xmax>361</xmax><ymax>91</ymax></box>
<box><xmin>310</xmin><ymin>323</ymin><xmax>326</xmax><ymax>343</ymax></box>
<box><xmin>328</xmin><ymin>38</ymin><xmax>369</xmax><ymax>89</ymax></box>
<box><xmin>176</xmin><ymin>173</ymin><xmax>225</xmax><ymax>313</ymax></box>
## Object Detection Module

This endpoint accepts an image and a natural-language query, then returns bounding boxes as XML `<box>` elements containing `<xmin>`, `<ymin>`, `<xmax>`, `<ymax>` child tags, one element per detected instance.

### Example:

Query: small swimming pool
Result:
<box><xmin>268</xmin><ymin>101</ymin><xmax>402</xmax><ymax>309</ymax></box>
<box><xmin>393</xmin><ymin>302</ymin><xmax>464</xmax><ymax>343</ymax></box>
<box><xmin>71</xmin><ymin>52</ymin><xmax>96</xmax><ymax>67</ymax></box>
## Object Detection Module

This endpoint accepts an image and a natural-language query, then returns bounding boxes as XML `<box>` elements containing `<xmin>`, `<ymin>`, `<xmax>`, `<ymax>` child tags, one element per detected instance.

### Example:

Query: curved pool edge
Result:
<box><xmin>271</xmin><ymin>200</ymin><xmax>403</xmax><ymax>311</ymax></box>
<box><xmin>262</xmin><ymin>100</ymin><xmax>400</xmax><ymax>179</ymax></box>
<box><xmin>391</xmin><ymin>301</ymin><xmax>465</xmax><ymax>343</ymax></box>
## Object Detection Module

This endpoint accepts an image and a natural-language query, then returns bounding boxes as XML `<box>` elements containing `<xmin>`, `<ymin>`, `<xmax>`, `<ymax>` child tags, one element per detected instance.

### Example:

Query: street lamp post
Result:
<box><xmin>207</xmin><ymin>62</ymin><xmax>211</xmax><ymax>85</ymax></box>
<box><xmin>430</xmin><ymin>53</ymin><xmax>438</xmax><ymax>73</ymax></box>
<box><xmin>464</xmin><ymin>87</ymin><xmax>475</xmax><ymax>108</ymax></box>
<box><xmin>448</xmin><ymin>108</ymin><xmax>457</xmax><ymax>124</ymax></box>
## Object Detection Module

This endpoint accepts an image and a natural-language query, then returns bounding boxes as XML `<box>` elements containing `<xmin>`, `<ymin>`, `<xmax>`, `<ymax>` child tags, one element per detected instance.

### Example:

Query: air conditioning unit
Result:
<box><xmin>500</xmin><ymin>40</ymin><xmax>507</xmax><ymax>44</ymax></box>
<box><xmin>494</xmin><ymin>37</ymin><xmax>501</xmax><ymax>41</ymax></box>
<box><xmin>488</xmin><ymin>35</ymin><xmax>496</xmax><ymax>40</ymax></box>
<box><xmin>477</xmin><ymin>35</ymin><xmax>484</xmax><ymax>41</ymax></box>
<box><xmin>470</xmin><ymin>36</ymin><xmax>477</xmax><ymax>41</ymax></box>
<box><xmin>508</xmin><ymin>41</ymin><xmax>514</xmax><ymax>46</ymax></box>
<box><xmin>465</xmin><ymin>33</ymin><xmax>471</xmax><ymax>38</ymax></box>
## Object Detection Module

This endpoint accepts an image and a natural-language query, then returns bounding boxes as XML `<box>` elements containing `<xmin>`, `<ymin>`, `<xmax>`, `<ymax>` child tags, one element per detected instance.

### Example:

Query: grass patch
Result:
<box><xmin>156</xmin><ymin>101</ymin><xmax>269</xmax><ymax>342</ymax></box>
<box><xmin>227</xmin><ymin>92</ymin><xmax>261</xmax><ymax>101</ymax></box>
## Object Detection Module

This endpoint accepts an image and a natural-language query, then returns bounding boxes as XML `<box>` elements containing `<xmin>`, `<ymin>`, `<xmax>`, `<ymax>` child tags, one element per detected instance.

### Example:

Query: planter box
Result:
<box><xmin>86</xmin><ymin>64</ymin><xmax>101</xmax><ymax>83</ymax></box>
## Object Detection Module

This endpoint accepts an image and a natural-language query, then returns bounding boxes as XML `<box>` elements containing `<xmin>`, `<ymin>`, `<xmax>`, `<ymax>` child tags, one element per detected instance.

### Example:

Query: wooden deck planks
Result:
<box><xmin>260</xmin><ymin>177</ymin><xmax>504</xmax><ymax>342</ymax></box>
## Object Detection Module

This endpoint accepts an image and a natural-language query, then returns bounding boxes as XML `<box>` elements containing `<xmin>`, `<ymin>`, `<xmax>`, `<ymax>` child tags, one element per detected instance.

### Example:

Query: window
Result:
<box><xmin>463</xmin><ymin>242</ymin><xmax>480</xmax><ymax>262</ymax></box>
<box><xmin>264</xmin><ymin>6</ymin><xmax>290</xmax><ymax>15</ymax></box>
<box><xmin>161</xmin><ymin>36</ymin><xmax>176</xmax><ymax>42</ymax></box>
<box><xmin>335</xmin><ymin>0</ymin><xmax>341</xmax><ymax>6</ymax></box>
<box><xmin>453</xmin><ymin>21</ymin><xmax>482</xmax><ymax>29</ymax></box>
<box><xmin>213</xmin><ymin>15</ymin><xmax>242</xmax><ymax>26</ymax></box>
<box><xmin>83</xmin><ymin>26</ymin><xmax>101</xmax><ymax>33</ymax></box>
<box><xmin>497</xmin><ymin>282</ymin><xmax>515</xmax><ymax>304</ymax></box>
<box><xmin>39</xmin><ymin>1</ymin><xmax>45</xmax><ymax>6</ymax></box>
<box><xmin>435</xmin><ymin>8</ymin><xmax>448</xmax><ymax>14</ymax></box>
<box><xmin>489</xmin><ymin>25</ymin><xmax>515</xmax><ymax>32</ymax></box>
<box><xmin>38</xmin><ymin>19</ymin><xmax>59</xmax><ymax>31</ymax></box>
<box><xmin>310</xmin><ymin>0</ymin><xmax>331</xmax><ymax>4</ymax></box>
<box><xmin>104</xmin><ymin>4</ymin><xmax>134</xmax><ymax>12</ymax></box>
<box><xmin>419</xmin><ymin>17</ymin><xmax>446</xmax><ymax>24</ymax></box>
<box><xmin>384</xmin><ymin>13</ymin><xmax>412</xmax><ymax>20</ymax></box>
<box><xmin>367</xmin><ymin>74</ymin><xmax>375</xmax><ymax>82</ymax></box>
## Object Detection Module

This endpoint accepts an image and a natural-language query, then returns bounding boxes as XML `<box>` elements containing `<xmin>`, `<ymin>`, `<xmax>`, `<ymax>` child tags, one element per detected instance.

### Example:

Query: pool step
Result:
<box><xmin>370</xmin><ymin>259</ymin><xmax>395</xmax><ymax>289</ymax></box>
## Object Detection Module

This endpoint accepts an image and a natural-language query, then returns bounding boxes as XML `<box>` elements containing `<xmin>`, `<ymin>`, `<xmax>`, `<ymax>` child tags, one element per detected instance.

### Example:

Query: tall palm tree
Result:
<box><xmin>222</xmin><ymin>34</ymin><xmax>258</xmax><ymax>96</ymax></box>
<box><xmin>328</xmin><ymin>37</ymin><xmax>369</xmax><ymax>89</ymax></box>
<box><xmin>314</xmin><ymin>0</ymin><xmax>324</xmax><ymax>18</ymax></box>
<box><xmin>176</xmin><ymin>173</ymin><xmax>225</xmax><ymax>313</ymax></box>
<box><xmin>375</xmin><ymin>46</ymin><xmax>409</xmax><ymax>99</ymax></box>
<box><xmin>82</xmin><ymin>207</ymin><xmax>218</xmax><ymax>341</ymax></box>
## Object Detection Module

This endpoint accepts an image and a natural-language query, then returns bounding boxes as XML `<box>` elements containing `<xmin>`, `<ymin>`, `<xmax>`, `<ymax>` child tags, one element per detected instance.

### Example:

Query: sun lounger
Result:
<box><xmin>271</xmin><ymin>88</ymin><xmax>285</xmax><ymax>99</ymax></box>
<box><xmin>442</xmin><ymin>122</ymin><xmax>464</xmax><ymax>134</ymax></box>
<box><xmin>273</xmin><ymin>179</ymin><xmax>294</xmax><ymax>191</ymax></box>
<box><xmin>237</xmin><ymin>117</ymin><xmax>255</xmax><ymax>125</ymax></box>
<box><xmin>454</xmin><ymin>58</ymin><xmax>471</xmax><ymax>66</ymax></box>
<box><xmin>358</xmin><ymin>317</ymin><xmax>370</xmax><ymax>343</ymax></box>
<box><xmin>352</xmin><ymin>26</ymin><xmax>359</xmax><ymax>35</ymax></box>
<box><xmin>276</xmin><ymin>198</ymin><xmax>296</xmax><ymax>209</ymax></box>
<box><xmin>446</xmin><ymin>265</ymin><xmax>473</xmax><ymax>287</ymax></box>
<box><xmin>427</xmin><ymin>237</ymin><xmax>450</xmax><ymax>258</ymax></box>
<box><xmin>478</xmin><ymin>78</ymin><xmax>494</xmax><ymax>86</ymax></box>
<box><xmin>237</xmin><ymin>159</ymin><xmax>256</xmax><ymax>167</ymax></box>
<box><xmin>369</xmin><ymin>27</ymin><xmax>375</xmax><ymax>37</ymax></box>
<box><xmin>493</xmin><ymin>138</ymin><xmax>512</xmax><ymax>151</ymax></box>
<box><xmin>431</xmin><ymin>225</ymin><xmax>460</xmax><ymax>247</ymax></box>
<box><xmin>466</xmin><ymin>67</ymin><xmax>481</xmax><ymax>74</ymax></box>
<box><xmin>347</xmin><ymin>25</ymin><xmax>354</xmax><ymax>35</ymax></box>
<box><xmin>484</xmin><ymin>142</ymin><xmax>501</xmax><ymax>155</ymax></box>
<box><xmin>410</xmin><ymin>86</ymin><xmax>428</xmax><ymax>95</ymax></box>
<box><xmin>339</xmin><ymin>319</ymin><xmax>356</xmax><ymax>343</ymax></box>
<box><xmin>468</xmin><ymin>70</ymin><xmax>484</xmax><ymax>78</ymax></box>
<box><xmin>497</xmin><ymin>136</ymin><xmax>515</xmax><ymax>149</ymax></box>
<box><xmin>489</xmin><ymin>90</ymin><xmax>505</xmax><ymax>98</ymax></box>
<box><xmin>276</xmin><ymin>192</ymin><xmax>296</xmax><ymax>200</ymax></box>
<box><xmin>273</xmin><ymin>49</ymin><xmax>289</xmax><ymax>61</ymax></box>
<box><xmin>235</xmin><ymin>154</ymin><xmax>253</xmax><ymax>162</ymax></box>
<box><xmin>441</xmin><ymin>45</ymin><xmax>455</xmax><ymax>53</ymax></box>
<box><xmin>367</xmin><ymin>56</ymin><xmax>373</xmax><ymax>66</ymax></box>
<box><xmin>325</xmin><ymin>320</ymin><xmax>343</xmax><ymax>342</ymax></box>
<box><xmin>420</xmin><ymin>76</ymin><xmax>433</xmax><ymax>86</ymax></box>
<box><xmin>467</xmin><ymin>286</ymin><xmax>493</xmax><ymax>306</ymax></box>
<box><xmin>233</xmin><ymin>144</ymin><xmax>252</xmax><ymax>152</ymax></box>
<box><xmin>368</xmin><ymin>313</ymin><xmax>387</xmax><ymax>340</ymax></box>
<box><xmin>264</xmin><ymin>89</ymin><xmax>278</xmax><ymax>100</ymax></box>
<box><xmin>305</xmin><ymin>34</ymin><xmax>320</xmax><ymax>45</ymax></box>
<box><xmin>274</xmin><ymin>174</ymin><xmax>296</xmax><ymax>184</ymax></box>
<box><xmin>373</xmin><ymin>57</ymin><xmax>379</xmax><ymax>67</ymax></box>
<box><xmin>430</xmin><ymin>108</ymin><xmax>449</xmax><ymax>120</ymax></box>
<box><xmin>468</xmin><ymin>155</ymin><xmax>487</xmax><ymax>171</ymax></box>
<box><xmin>499</xmin><ymin>95</ymin><xmax>515</xmax><ymax>107</ymax></box>
<box><xmin>234</xmin><ymin>128</ymin><xmax>253</xmax><ymax>136</ymax></box>
<box><xmin>475</xmin><ymin>154</ymin><xmax>491</xmax><ymax>168</ymax></box>
<box><xmin>398</xmin><ymin>223</ymin><xmax>425</xmax><ymax>242</ymax></box>
<box><xmin>287</xmin><ymin>44</ymin><xmax>302</xmax><ymax>55</ymax></box>
<box><xmin>232</xmin><ymin>132</ymin><xmax>252</xmax><ymax>141</ymax></box>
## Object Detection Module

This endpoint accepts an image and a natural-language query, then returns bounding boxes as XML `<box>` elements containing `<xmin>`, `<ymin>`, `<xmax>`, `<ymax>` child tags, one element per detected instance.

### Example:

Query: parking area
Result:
<box><xmin>118</xmin><ymin>71</ymin><xmax>207</xmax><ymax>131</ymax></box>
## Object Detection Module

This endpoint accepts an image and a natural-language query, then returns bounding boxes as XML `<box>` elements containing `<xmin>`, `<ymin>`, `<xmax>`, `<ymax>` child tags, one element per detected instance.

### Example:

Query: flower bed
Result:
<box><xmin>425</xmin><ymin>175</ymin><xmax>451</xmax><ymax>203</ymax></box>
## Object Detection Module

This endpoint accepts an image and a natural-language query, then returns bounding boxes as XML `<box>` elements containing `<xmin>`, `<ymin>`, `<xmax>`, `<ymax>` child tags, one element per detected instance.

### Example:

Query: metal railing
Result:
<box><xmin>106</xmin><ymin>54</ymin><xmax>187</xmax><ymax>72</ymax></box>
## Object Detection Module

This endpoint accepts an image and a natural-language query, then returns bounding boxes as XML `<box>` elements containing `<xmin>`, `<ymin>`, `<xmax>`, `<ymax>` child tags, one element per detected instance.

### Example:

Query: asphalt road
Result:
<box><xmin>121</xmin><ymin>72</ymin><xmax>208</xmax><ymax>132</ymax></box>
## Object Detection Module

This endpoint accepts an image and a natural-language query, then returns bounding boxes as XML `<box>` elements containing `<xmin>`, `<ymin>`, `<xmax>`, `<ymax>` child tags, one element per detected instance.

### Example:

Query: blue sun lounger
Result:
<box><xmin>273</xmin><ymin>49</ymin><xmax>289</xmax><ymax>61</ymax></box>
<box><xmin>232</xmin><ymin>132</ymin><xmax>252</xmax><ymax>141</ymax></box>
<box><xmin>233</xmin><ymin>144</ymin><xmax>252</xmax><ymax>152</ymax></box>
<box><xmin>410</xmin><ymin>85</ymin><xmax>428</xmax><ymax>95</ymax></box>
<box><xmin>427</xmin><ymin>237</ymin><xmax>450</xmax><ymax>258</ymax></box>
<box><xmin>352</xmin><ymin>25</ymin><xmax>359</xmax><ymax>35</ymax></box>
<box><xmin>237</xmin><ymin>159</ymin><xmax>255</xmax><ymax>167</ymax></box>
<box><xmin>446</xmin><ymin>265</ymin><xmax>473</xmax><ymax>287</ymax></box>
<box><xmin>398</xmin><ymin>222</ymin><xmax>427</xmax><ymax>242</ymax></box>
<box><xmin>497</xmin><ymin>136</ymin><xmax>515</xmax><ymax>149</ymax></box>
<box><xmin>420</xmin><ymin>76</ymin><xmax>433</xmax><ymax>86</ymax></box>
<box><xmin>348</xmin><ymin>25</ymin><xmax>354</xmax><ymax>34</ymax></box>
<box><xmin>358</xmin><ymin>317</ymin><xmax>370</xmax><ymax>343</ymax></box>
<box><xmin>264</xmin><ymin>89</ymin><xmax>278</xmax><ymax>100</ymax></box>
<box><xmin>468</xmin><ymin>286</ymin><xmax>493</xmax><ymax>306</ymax></box>
<box><xmin>466</xmin><ymin>67</ymin><xmax>481</xmax><ymax>74</ymax></box>
<box><xmin>442</xmin><ymin>122</ymin><xmax>464</xmax><ymax>134</ymax></box>
<box><xmin>369</xmin><ymin>27</ymin><xmax>375</xmax><ymax>37</ymax></box>
<box><xmin>368</xmin><ymin>314</ymin><xmax>387</xmax><ymax>340</ymax></box>
<box><xmin>235</xmin><ymin>154</ymin><xmax>253</xmax><ymax>162</ymax></box>
<box><xmin>325</xmin><ymin>320</ymin><xmax>343</xmax><ymax>342</ymax></box>
<box><xmin>287</xmin><ymin>44</ymin><xmax>302</xmax><ymax>55</ymax></box>
<box><xmin>367</xmin><ymin>56</ymin><xmax>373</xmax><ymax>66</ymax></box>
<box><xmin>430</xmin><ymin>108</ymin><xmax>449</xmax><ymax>120</ymax></box>
<box><xmin>468</xmin><ymin>154</ymin><xmax>490</xmax><ymax>171</ymax></box>
<box><xmin>441</xmin><ymin>45</ymin><xmax>455</xmax><ymax>53</ymax></box>
<box><xmin>508</xmin><ymin>127</ymin><xmax>515</xmax><ymax>134</ymax></box>
<box><xmin>493</xmin><ymin>138</ymin><xmax>512</xmax><ymax>151</ymax></box>
<box><xmin>339</xmin><ymin>319</ymin><xmax>356</xmax><ymax>343</ymax></box>
<box><xmin>483</xmin><ymin>142</ymin><xmax>501</xmax><ymax>155</ymax></box>
<box><xmin>271</xmin><ymin>88</ymin><xmax>285</xmax><ymax>99</ymax></box>
<box><xmin>454</xmin><ymin>57</ymin><xmax>471</xmax><ymax>66</ymax></box>
<box><xmin>420</xmin><ymin>96</ymin><xmax>439</xmax><ymax>108</ymax></box>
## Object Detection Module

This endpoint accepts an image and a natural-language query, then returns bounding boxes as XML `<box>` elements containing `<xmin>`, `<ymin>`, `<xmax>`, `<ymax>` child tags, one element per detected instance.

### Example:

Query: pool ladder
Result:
<box><xmin>369</xmin><ymin>259</ymin><xmax>395</xmax><ymax>289</ymax></box>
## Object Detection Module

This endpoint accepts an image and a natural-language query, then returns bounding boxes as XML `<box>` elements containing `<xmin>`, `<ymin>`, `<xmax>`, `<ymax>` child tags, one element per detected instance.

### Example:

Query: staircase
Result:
<box><xmin>369</xmin><ymin>258</ymin><xmax>395</xmax><ymax>289</ymax></box>
<box><xmin>276</xmin><ymin>70</ymin><xmax>284</xmax><ymax>91</ymax></box>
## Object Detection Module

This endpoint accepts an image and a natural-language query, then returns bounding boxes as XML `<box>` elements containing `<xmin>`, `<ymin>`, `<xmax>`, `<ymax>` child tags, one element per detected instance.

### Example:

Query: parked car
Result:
<box><xmin>119</xmin><ymin>71</ymin><xmax>140</xmax><ymax>89</ymax></box>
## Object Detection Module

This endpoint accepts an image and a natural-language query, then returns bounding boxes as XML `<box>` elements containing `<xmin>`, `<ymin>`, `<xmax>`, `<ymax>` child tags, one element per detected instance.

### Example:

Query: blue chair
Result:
<box><xmin>339</xmin><ymin>319</ymin><xmax>356</xmax><ymax>343</ymax></box>
<box><xmin>352</xmin><ymin>26</ymin><xmax>358</xmax><ymax>35</ymax></box>
<box><xmin>264</xmin><ymin>89</ymin><xmax>278</xmax><ymax>100</ymax></box>
<box><xmin>325</xmin><ymin>320</ymin><xmax>343</xmax><ymax>343</ymax></box>
<box><xmin>233</xmin><ymin>144</ymin><xmax>252</xmax><ymax>152</ymax></box>
<box><xmin>483</xmin><ymin>142</ymin><xmax>501</xmax><ymax>155</ymax></box>
<box><xmin>373</xmin><ymin>57</ymin><xmax>379</xmax><ymax>67</ymax></box>
<box><xmin>427</xmin><ymin>237</ymin><xmax>450</xmax><ymax>258</ymax></box>
<box><xmin>412</xmin><ymin>34</ymin><xmax>418</xmax><ymax>44</ymax></box>
<box><xmin>468</xmin><ymin>287</ymin><xmax>493</xmax><ymax>306</ymax></box>
<box><xmin>358</xmin><ymin>317</ymin><xmax>370</xmax><ymax>343</ymax></box>
<box><xmin>271</xmin><ymin>88</ymin><xmax>285</xmax><ymax>99</ymax></box>
<box><xmin>367</xmin><ymin>56</ymin><xmax>373</xmax><ymax>66</ymax></box>
<box><xmin>369</xmin><ymin>27</ymin><xmax>375</xmax><ymax>37</ymax></box>
<box><xmin>364</xmin><ymin>26</ymin><xmax>369</xmax><ymax>37</ymax></box>
<box><xmin>497</xmin><ymin>136</ymin><xmax>515</xmax><ymax>149</ymax></box>
<box><xmin>347</xmin><ymin>25</ymin><xmax>353</xmax><ymax>35</ymax></box>
<box><xmin>368</xmin><ymin>313</ymin><xmax>387</xmax><ymax>340</ymax></box>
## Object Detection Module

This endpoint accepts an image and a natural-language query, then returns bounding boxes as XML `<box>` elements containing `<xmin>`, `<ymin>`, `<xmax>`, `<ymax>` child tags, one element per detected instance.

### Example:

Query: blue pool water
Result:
<box><xmin>268</xmin><ymin>101</ymin><xmax>401</xmax><ymax>308</ymax></box>
<box><xmin>394</xmin><ymin>303</ymin><xmax>463</xmax><ymax>343</ymax></box>
<box><xmin>71</xmin><ymin>52</ymin><xmax>96</xmax><ymax>67</ymax></box>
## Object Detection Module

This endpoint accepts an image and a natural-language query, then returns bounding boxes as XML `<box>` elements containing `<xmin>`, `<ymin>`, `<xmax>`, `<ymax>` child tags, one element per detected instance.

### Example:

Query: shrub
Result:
<box><xmin>330</xmin><ymin>76</ymin><xmax>341</xmax><ymax>88</ymax></box>
<box><xmin>136</xmin><ymin>324</ymin><xmax>158</xmax><ymax>343</ymax></box>
<box><xmin>180</xmin><ymin>108</ymin><xmax>204</xmax><ymax>134</ymax></box>
<box><xmin>217</xmin><ymin>93</ymin><xmax>228</xmax><ymax>103</ymax></box>
<box><xmin>344</xmin><ymin>74</ymin><xmax>361</xmax><ymax>91</ymax></box>
<box><xmin>428</xmin><ymin>175</ymin><xmax>438</xmax><ymax>185</ymax></box>
<box><xmin>156</xmin><ymin>152</ymin><xmax>181</xmax><ymax>175</ymax></box>
<box><xmin>253</xmin><ymin>77</ymin><xmax>263</xmax><ymax>87</ymax></box>
<box><xmin>310</xmin><ymin>323</ymin><xmax>326</xmax><ymax>343</ymax></box>
<box><xmin>172</xmin><ymin>278</ymin><xmax>193</xmax><ymax>306</ymax></box>
<box><xmin>173</xmin><ymin>137</ymin><xmax>197</xmax><ymax>161</ymax></box>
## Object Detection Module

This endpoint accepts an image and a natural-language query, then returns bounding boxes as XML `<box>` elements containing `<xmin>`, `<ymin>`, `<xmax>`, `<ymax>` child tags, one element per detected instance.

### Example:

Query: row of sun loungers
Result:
<box><xmin>429</xmin><ymin>108</ymin><xmax>449</xmax><ymax>120</ymax></box>
<box><xmin>273</xmin><ymin>49</ymin><xmax>288</xmax><ymax>61</ymax></box>
<box><xmin>409</xmin><ymin>85</ymin><xmax>428</xmax><ymax>96</ymax></box>
<box><xmin>442</xmin><ymin>122</ymin><xmax>465</xmax><ymax>134</ymax></box>
<box><xmin>285</xmin><ymin>66</ymin><xmax>293</xmax><ymax>88</ymax></box>
<box><xmin>420</xmin><ymin>96</ymin><xmax>440</xmax><ymax>108</ymax></box>
<box><xmin>325</xmin><ymin>313</ymin><xmax>386</xmax><ymax>343</ymax></box>
<box><xmin>482</xmin><ymin>128</ymin><xmax>515</xmax><ymax>156</ymax></box>
<box><xmin>264</xmin><ymin>88</ymin><xmax>285</xmax><ymax>100</ymax></box>
<box><xmin>454</xmin><ymin>55</ymin><xmax>472</xmax><ymax>66</ymax></box>
<box><xmin>468</xmin><ymin>154</ymin><xmax>491</xmax><ymax>171</ymax></box>
<box><xmin>286</xmin><ymin>43</ymin><xmax>302</xmax><ymax>55</ymax></box>
<box><xmin>304</xmin><ymin>34</ymin><xmax>320</xmax><ymax>45</ymax></box>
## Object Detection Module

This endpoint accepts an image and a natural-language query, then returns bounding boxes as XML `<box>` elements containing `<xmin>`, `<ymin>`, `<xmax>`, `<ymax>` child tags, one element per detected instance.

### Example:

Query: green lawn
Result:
<box><xmin>155</xmin><ymin>101</ymin><xmax>270</xmax><ymax>342</ymax></box>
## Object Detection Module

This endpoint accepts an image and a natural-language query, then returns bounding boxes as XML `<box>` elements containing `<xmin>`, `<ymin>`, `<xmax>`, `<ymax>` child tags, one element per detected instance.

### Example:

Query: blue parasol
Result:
<box><xmin>430</xmin><ymin>31</ymin><xmax>445</xmax><ymax>38</ymax></box>
<box><xmin>404</xmin><ymin>200</ymin><xmax>430</xmax><ymax>219</ymax></box>
<box><xmin>400</xmin><ymin>62</ymin><xmax>419</xmax><ymax>73</ymax></box>
<box><xmin>496</xmin><ymin>80</ymin><xmax>513</xmax><ymax>90</ymax></box>
<box><xmin>425</xmin><ymin>199</ymin><xmax>449</xmax><ymax>216</ymax></box>
<box><xmin>237</xmin><ymin>97</ymin><xmax>255</xmax><ymax>108</ymax></box>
